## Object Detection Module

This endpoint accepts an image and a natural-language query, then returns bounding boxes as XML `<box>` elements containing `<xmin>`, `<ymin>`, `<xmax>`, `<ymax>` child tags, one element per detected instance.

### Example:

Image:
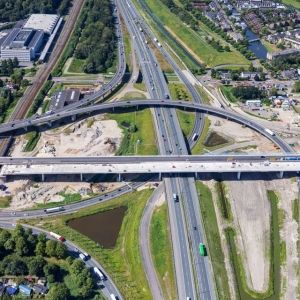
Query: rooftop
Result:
<box><xmin>23</xmin><ymin>14</ymin><xmax>59</xmax><ymax>34</ymax></box>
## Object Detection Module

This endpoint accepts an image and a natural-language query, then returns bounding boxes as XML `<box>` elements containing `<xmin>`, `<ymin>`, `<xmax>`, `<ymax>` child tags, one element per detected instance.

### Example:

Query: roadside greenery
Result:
<box><xmin>196</xmin><ymin>182</ymin><xmax>232</xmax><ymax>300</ymax></box>
<box><xmin>0</xmin><ymin>0</ymin><xmax>71</xmax><ymax>22</ymax></box>
<box><xmin>0</xmin><ymin>225</ymin><xmax>99</xmax><ymax>299</ymax></box>
<box><xmin>23</xmin><ymin>131</ymin><xmax>41</xmax><ymax>152</ymax></box>
<box><xmin>108</xmin><ymin>109</ymin><xmax>158</xmax><ymax>155</ymax></box>
<box><xmin>24</xmin><ymin>189</ymin><xmax>154</xmax><ymax>300</ymax></box>
<box><xmin>150</xmin><ymin>203</ymin><xmax>176</xmax><ymax>299</ymax></box>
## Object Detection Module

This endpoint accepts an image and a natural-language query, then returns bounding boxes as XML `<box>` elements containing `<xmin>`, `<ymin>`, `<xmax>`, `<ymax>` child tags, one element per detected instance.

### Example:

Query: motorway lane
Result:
<box><xmin>139</xmin><ymin>184</ymin><xmax>164</xmax><ymax>300</ymax></box>
<box><xmin>0</xmin><ymin>222</ymin><xmax>122</xmax><ymax>300</ymax></box>
<box><xmin>119</xmin><ymin>1</ymin><xmax>198</xmax><ymax>298</ymax></box>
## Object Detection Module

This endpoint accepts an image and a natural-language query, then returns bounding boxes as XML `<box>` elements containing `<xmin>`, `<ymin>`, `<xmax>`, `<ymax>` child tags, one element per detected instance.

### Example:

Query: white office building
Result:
<box><xmin>23</xmin><ymin>14</ymin><xmax>59</xmax><ymax>34</ymax></box>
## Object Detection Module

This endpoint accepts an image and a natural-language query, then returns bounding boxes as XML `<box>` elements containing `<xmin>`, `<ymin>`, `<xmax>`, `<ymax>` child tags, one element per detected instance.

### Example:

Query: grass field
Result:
<box><xmin>177</xmin><ymin>110</ymin><xmax>195</xmax><ymax>137</ymax></box>
<box><xmin>261</xmin><ymin>40</ymin><xmax>280</xmax><ymax>54</ymax></box>
<box><xmin>220</xmin><ymin>85</ymin><xmax>238</xmax><ymax>103</ymax></box>
<box><xmin>150</xmin><ymin>203</ymin><xmax>176</xmax><ymax>299</ymax></box>
<box><xmin>23</xmin><ymin>131</ymin><xmax>41</xmax><ymax>152</ymax></box>
<box><xmin>120</xmin><ymin>91</ymin><xmax>145</xmax><ymax>100</ymax></box>
<box><xmin>282</xmin><ymin>0</ymin><xmax>300</xmax><ymax>9</ymax></box>
<box><xmin>192</xmin><ymin>117</ymin><xmax>211</xmax><ymax>154</ymax></box>
<box><xmin>196</xmin><ymin>182</ymin><xmax>232</xmax><ymax>300</ymax></box>
<box><xmin>144</xmin><ymin>0</ymin><xmax>249</xmax><ymax>67</ymax></box>
<box><xmin>24</xmin><ymin>189</ymin><xmax>154</xmax><ymax>300</ymax></box>
<box><xmin>0</xmin><ymin>196</ymin><xmax>12</xmax><ymax>208</ymax></box>
<box><xmin>107</xmin><ymin>109</ymin><xmax>158</xmax><ymax>155</ymax></box>
<box><xmin>169</xmin><ymin>83</ymin><xmax>192</xmax><ymax>101</ymax></box>
<box><xmin>68</xmin><ymin>58</ymin><xmax>85</xmax><ymax>73</ymax></box>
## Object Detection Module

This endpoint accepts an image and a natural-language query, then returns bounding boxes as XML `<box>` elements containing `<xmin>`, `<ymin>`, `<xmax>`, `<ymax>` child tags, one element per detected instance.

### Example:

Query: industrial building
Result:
<box><xmin>0</xmin><ymin>14</ymin><xmax>61</xmax><ymax>63</ymax></box>
<box><xmin>50</xmin><ymin>89</ymin><xmax>81</xmax><ymax>111</ymax></box>
<box><xmin>0</xmin><ymin>28</ymin><xmax>44</xmax><ymax>62</ymax></box>
<box><xmin>23</xmin><ymin>14</ymin><xmax>60</xmax><ymax>34</ymax></box>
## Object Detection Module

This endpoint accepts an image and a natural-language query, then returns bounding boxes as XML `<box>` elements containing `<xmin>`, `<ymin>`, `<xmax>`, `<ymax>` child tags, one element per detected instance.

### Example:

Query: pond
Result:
<box><xmin>68</xmin><ymin>206</ymin><xmax>127</xmax><ymax>249</ymax></box>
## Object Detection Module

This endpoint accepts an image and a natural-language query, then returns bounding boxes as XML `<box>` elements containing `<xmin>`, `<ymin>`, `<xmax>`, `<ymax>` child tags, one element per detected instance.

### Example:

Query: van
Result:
<box><xmin>173</xmin><ymin>193</ymin><xmax>178</xmax><ymax>202</ymax></box>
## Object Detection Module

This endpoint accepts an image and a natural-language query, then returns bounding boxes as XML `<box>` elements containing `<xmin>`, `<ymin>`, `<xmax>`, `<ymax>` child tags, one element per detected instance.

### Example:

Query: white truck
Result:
<box><xmin>93</xmin><ymin>267</ymin><xmax>105</xmax><ymax>281</ymax></box>
<box><xmin>264</xmin><ymin>128</ymin><xmax>275</xmax><ymax>136</ymax></box>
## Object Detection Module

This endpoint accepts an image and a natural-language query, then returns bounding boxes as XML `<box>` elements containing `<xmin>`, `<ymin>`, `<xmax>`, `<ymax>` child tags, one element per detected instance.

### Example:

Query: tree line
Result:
<box><xmin>74</xmin><ymin>0</ymin><xmax>116</xmax><ymax>73</ymax></box>
<box><xmin>0</xmin><ymin>0</ymin><xmax>71</xmax><ymax>22</ymax></box>
<box><xmin>0</xmin><ymin>225</ymin><xmax>99</xmax><ymax>299</ymax></box>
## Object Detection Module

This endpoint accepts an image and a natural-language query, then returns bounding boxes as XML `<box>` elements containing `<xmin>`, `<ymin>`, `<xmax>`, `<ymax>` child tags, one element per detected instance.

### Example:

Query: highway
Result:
<box><xmin>119</xmin><ymin>1</ymin><xmax>215</xmax><ymax>299</ymax></box>
<box><xmin>0</xmin><ymin>222</ymin><xmax>122</xmax><ymax>300</ymax></box>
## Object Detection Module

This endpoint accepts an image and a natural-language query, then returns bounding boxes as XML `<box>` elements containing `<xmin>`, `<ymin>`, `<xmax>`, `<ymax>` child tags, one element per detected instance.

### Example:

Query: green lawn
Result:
<box><xmin>68</xmin><ymin>58</ymin><xmax>85</xmax><ymax>73</ymax></box>
<box><xmin>133</xmin><ymin>83</ymin><xmax>147</xmax><ymax>92</ymax></box>
<box><xmin>150</xmin><ymin>203</ymin><xmax>176</xmax><ymax>299</ymax></box>
<box><xmin>282</xmin><ymin>0</ymin><xmax>300</xmax><ymax>9</ymax></box>
<box><xmin>177</xmin><ymin>110</ymin><xmax>195</xmax><ymax>137</ymax></box>
<box><xmin>23</xmin><ymin>131</ymin><xmax>41</xmax><ymax>152</ymax></box>
<box><xmin>192</xmin><ymin>117</ymin><xmax>211</xmax><ymax>154</ymax></box>
<box><xmin>144</xmin><ymin>0</ymin><xmax>249</xmax><ymax>67</ymax></box>
<box><xmin>120</xmin><ymin>91</ymin><xmax>145</xmax><ymax>100</ymax></box>
<box><xmin>169</xmin><ymin>83</ymin><xmax>192</xmax><ymax>101</ymax></box>
<box><xmin>196</xmin><ymin>182</ymin><xmax>232</xmax><ymax>300</ymax></box>
<box><xmin>261</xmin><ymin>40</ymin><xmax>280</xmax><ymax>54</ymax></box>
<box><xmin>24</xmin><ymin>189</ymin><xmax>154</xmax><ymax>300</ymax></box>
<box><xmin>0</xmin><ymin>196</ymin><xmax>12</xmax><ymax>208</ymax></box>
<box><xmin>220</xmin><ymin>85</ymin><xmax>238</xmax><ymax>103</ymax></box>
<box><xmin>108</xmin><ymin>109</ymin><xmax>158</xmax><ymax>155</ymax></box>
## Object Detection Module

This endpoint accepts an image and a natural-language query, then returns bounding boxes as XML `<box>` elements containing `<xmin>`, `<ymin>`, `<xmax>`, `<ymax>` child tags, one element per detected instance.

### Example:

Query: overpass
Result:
<box><xmin>1</xmin><ymin>155</ymin><xmax>299</xmax><ymax>180</ymax></box>
<box><xmin>0</xmin><ymin>100</ymin><xmax>294</xmax><ymax>153</ymax></box>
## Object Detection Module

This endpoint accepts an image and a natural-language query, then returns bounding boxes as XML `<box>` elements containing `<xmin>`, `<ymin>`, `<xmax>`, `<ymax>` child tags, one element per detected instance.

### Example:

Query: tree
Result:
<box><xmin>27</xmin><ymin>256</ymin><xmax>46</xmax><ymax>277</ymax></box>
<box><xmin>43</xmin><ymin>263</ymin><xmax>60</xmax><ymax>282</ymax></box>
<box><xmin>2</xmin><ymin>255</ymin><xmax>28</xmax><ymax>275</ymax></box>
<box><xmin>46</xmin><ymin>283</ymin><xmax>69</xmax><ymax>300</ymax></box>
<box><xmin>35</xmin><ymin>241</ymin><xmax>46</xmax><ymax>256</ymax></box>
<box><xmin>55</xmin><ymin>242</ymin><xmax>68</xmax><ymax>259</ymax></box>
<box><xmin>293</xmin><ymin>81</ymin><xmax>300</xmax><ymax>93</ymax></box>
<box><xmin>45</xmin><ymin>240</ymin><xmax>57</xmax><ymax>257</ymax></box>
<box><xmin>15</xmin><ymin>237</ymin><xmax>29</xmax><ymax>256</ymax></box>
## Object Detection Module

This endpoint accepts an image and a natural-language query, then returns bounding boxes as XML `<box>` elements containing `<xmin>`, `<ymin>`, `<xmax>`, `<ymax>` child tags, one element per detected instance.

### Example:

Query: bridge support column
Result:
<box><xmin>80</xmin><ymin>173</ymin><xmax>83</xmax><ymax>181</ymax></box>
<box><xmin>71</xmin><ymin>115</ymin><xmax>76</xmax><ymax>122</ymax></box>
<box><xmin>47</xmin><ymin>121</ymin><xmax>52</xmax><ymax>127</ymax></box>
<box><xmin>279</xmin><ymin>171</ymin><xmax>284</xmax><ymax>179</ymax></box>
<box><xmin>118</xmin><ymin>173</ymin><xmax>122</xmax><ymax>182</ymax></box>
<box><xmin>158</xmin><ymin>173</ymin><xmax>162</xmax><ymax>181</ymax></box>
<box><xmin>237</xmin><ymin>172</ymin><xmax>241</xmax><ymax>180</ymax></box>
<box><xmin>41</xmin><ymin>174</ymin><xmax>45</xmax><ymax>182</ymax></box>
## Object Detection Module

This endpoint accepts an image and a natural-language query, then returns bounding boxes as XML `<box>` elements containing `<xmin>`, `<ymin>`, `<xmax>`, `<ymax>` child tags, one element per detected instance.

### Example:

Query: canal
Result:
<box><xmin>68</xmin><ymin>206</ymin><xmax>127</xmax><ymax>248</ymax></box>
<box><xmin>245</xmin><ymin>28</ymin><xmax>268</xmax><ymax>59</ymax></box>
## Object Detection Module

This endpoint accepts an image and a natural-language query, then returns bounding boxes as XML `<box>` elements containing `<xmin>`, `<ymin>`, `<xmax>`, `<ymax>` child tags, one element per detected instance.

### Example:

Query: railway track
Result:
<box><xmin>0</xmin><ymin>0</ymin><xmax>85</xmax><ymax>155</ymax></box>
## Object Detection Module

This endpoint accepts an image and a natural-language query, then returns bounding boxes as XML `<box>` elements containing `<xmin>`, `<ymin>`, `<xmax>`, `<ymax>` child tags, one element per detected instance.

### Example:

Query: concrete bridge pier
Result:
<box><xmin>158</xmin><ymin>173</ymin><xmax>162</xmax><ymax>181</ymax></box>
<box><xmin>47</xmin><ymin>121</ymin><xmax>52</xmax><ymax>127</ymax></box>
<box><xmin>71</xmin><ymin>115</ymin><xmax>76</xmax><ymax>122</ymax></box>
<box><xmin>279</xmin><ymin>171</ymin><xmax>284</xmax><ymax>179</ymax></box>
<box><xmin>41</xmin><ymin>174</ymin><xmax>45</xmax><ymax>182</ymax></box>
<box><xmin>80</xmin><ymin>173</ymin><xmax>83</xmax><ymax>181</ymax></box>
<box><xmin>118</xmin><ymin>173</ymin><xmax>122</xmax><ymax>182</ymax></box>
<box><xmin>237</xmin><ymin>172</ymin><xmax>241</xmax><ymax>180</ymax></box>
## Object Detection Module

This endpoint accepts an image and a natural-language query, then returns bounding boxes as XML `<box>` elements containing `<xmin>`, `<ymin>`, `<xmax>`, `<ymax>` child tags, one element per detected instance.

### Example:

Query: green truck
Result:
<box><xmin>199</xmin><ymin>243</ymin><xmax>207</xmax><ymax>256</ymax></box>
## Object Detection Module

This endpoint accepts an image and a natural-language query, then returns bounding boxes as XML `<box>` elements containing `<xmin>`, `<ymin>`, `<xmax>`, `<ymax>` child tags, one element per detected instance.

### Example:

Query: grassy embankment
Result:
<box><xmin>150</xmin><ymin>203</ymin><xmax>176</xmax><ymax>299</ymax></box>
<box><xmin>143</xmin><ymin>0</ymin><xmax>249</xmax><ymax>67</ymax></box>
<box><xmin>24</xmin><ymin>189</ymin><xmax>154</xmax><ymax>300</ymax></box>
<box><xmin>0</xmin><ymin>196</ymin><xmax>12</xmax><ymax>208</ymax></box>
<box><xmin>220</xmin><ymin>85</ymin><xmax>238</xmax><ymax>103</ymax></box>
<box><xmin>225</xmin><ymin>190</ymin><xmax>281</xmax><ymax>300</ymax></box>
<box><xmin>107</xmin><ymin>109</ymin><xmax>158</xmax><ymax>155</ymax></box>
<box><xmin>196</xmin><ymin>182</ymin><xmax>232</xmax><ymax>299</ymax></box>
<box><xmin>281</xmin><ymin>0</ymin><xmax>300</xmax><ymax>9</ymax></box>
